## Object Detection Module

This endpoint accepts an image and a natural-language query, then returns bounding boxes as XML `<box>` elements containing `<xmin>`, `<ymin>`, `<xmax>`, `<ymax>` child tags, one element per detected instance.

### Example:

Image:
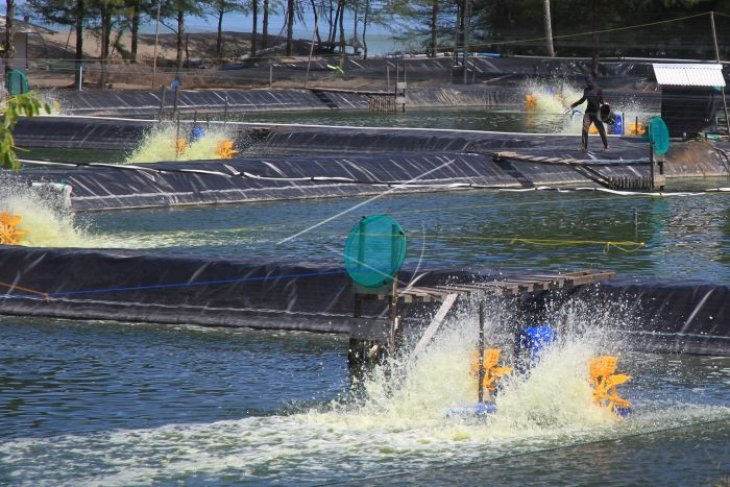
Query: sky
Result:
<box><xmin>15</xmin><ymin>1</ymin><xmax>411</xmax><ymax>54</ymax></box>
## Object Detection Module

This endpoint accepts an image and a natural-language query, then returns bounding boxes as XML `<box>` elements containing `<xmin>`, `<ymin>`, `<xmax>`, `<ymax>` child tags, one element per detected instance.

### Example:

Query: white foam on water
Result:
<box><xmin>0</xmin><ymin>180</ymin><xmax>273</xmax><ymax>250</ymax></box>
<box><xmin>0</xmin><ymin>180</ymin><xmax>144</xmax><ymax>249</ymax></box>
<box><xmin>2</xmin><ymin>301</ymin><xmax>728</xmax><ymax>485</ymax></box>
<box><xmin>1</xmin><ymin>187</ymin><xmax>90</xmax><ymax>248</ymax></box>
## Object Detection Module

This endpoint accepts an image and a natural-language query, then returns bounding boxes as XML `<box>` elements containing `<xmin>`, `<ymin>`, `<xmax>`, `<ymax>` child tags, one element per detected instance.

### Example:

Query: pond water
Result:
<box><xmin>2</xmin><ymin>108</ymin><xmax>729</xmax><ymax>485</ymax></box>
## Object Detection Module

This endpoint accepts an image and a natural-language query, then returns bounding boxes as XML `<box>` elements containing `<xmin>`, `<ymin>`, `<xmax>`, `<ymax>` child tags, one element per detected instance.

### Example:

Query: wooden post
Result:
<box><xmin>158</xmin><ymin>85</ymin><xmax>166</xmax><ymax>122</ymax></box>
<box><xmin>388</xmin><ymin>279</ymin><xmax>398</xmax><ymax>354</ymax></box>
<box><xmin>223</xmin><ymin>94</ymin><xmax>229</xmax><ymax>125</ymax></box>
<box><xmin>175</xmin><ymin>111</ymin><xmax>181</xmax><ymax>159</ymax></box>
<box><xmin>649</xmin><ymin>142</ymin><xmax>655</xmax><ymax>190</ymax></box>
<box><xmin>649</xmin><ymin>142</ymin><xmax>665</xmax><ymax>191</ymax></box>
<box><xmin>386</xmin><ymin>65</ymin><xmax>390</xmax><ymax>92</ymax></box>
<box><xmin>172</xmin><ymin>84</ymin><xmax>180</xmax><ymax>120</ymax></box>
<box><xmin>463</xmin><ymin>0</ymin><xmax>471</xmax><ymax>84</ymax></box>
<box><xmin>477</xmin><ymin>298</ymin><xmax>485</xmax><ymax>403</ymax></box>
<box><xmin>348</xmin><ymin>294</ymin><xmax>365</xmax><ymax>368</ymax></box>
<box><xmin>395</xmin><ymin>62</ymin><xmax>399</xmax><ymax>97</ymax></box>
<box><xmin>710</xmin><ymin>11</ymin><xmax>730</xmax><ymax>136</ymax></box>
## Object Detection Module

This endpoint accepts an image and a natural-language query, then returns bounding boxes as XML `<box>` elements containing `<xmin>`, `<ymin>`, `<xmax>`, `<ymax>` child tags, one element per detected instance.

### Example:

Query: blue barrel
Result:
<box><xmin>515</xmin><ymin>325</ymin><xmax>556</xmax><ymax>372</ymax></box>
<box><xmin>190</xmin><ymin>127</ymin><xmax>205</xmax><ymax>142</ymax></box>
<box><xmin>610</xmin><ymin>114</ymin><xmax>623</xmax><ymax>135</ymax></box>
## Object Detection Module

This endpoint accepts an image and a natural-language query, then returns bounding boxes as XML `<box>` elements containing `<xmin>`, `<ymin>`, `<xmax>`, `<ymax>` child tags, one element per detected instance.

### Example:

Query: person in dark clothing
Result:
<box><xmin>570</xmin><ymin>75</ymin><xmax>609</xmax><ymax>151</ymax></box>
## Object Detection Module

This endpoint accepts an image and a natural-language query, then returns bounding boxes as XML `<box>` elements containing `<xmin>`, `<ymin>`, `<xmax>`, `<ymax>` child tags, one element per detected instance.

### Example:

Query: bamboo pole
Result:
<box><xmin>477</xmin><ymin>299</ymin><xmax>485</xmax><ymax>403</ymax></box>
<box><xmin>710</xmin><ymin>11</ymin><xmax>730</xmax><ymax>136</ymax></box>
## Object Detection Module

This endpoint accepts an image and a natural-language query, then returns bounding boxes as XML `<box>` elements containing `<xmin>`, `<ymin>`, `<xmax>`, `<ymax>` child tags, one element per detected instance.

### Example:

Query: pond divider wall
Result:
<box><xmin>15</xmin><ymin>153</ymin><xmax>652</xmax><ymax>212</ymax></box>
<box><xmin>0</xmin><ymin>246</ymin><xmax>726</xmax><ymax>355</ymax></box>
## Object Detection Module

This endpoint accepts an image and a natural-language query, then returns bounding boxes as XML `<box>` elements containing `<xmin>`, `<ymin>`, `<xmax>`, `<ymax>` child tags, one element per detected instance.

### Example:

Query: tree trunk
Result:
<box><xmin>286</xmin><ymin>0</ymin><xmax>294</xmax><ymax>55</ymax></box>
<box><xmin>74</xmin><ymin>0</ymin><xmax>84</xmax><ymax>88</ymax></box>
<box><xmin>591</xmin><ymin>0</ymin><xmax>598</xmax><ymax>75</ymax></box>
<box><xmin>99</xmin><ymin>5</ymin><xmax>111</xmax><ymax>88</ymax></box>
<box><xmin>352</xmin><ymin>0</ymin><xmax>358</xmax><ymax>52</ymax></box>
<box><xmin>543</xmin><ymin>0</ymin><xmax>554</xmax><ymax>57</ymax></box>
<box><xmin>452</xmin><ymin>0</ymin><xmax>463</xmax><ymax>64</ymax></box>
<box><xmin>362</xmin><ymin>0</ymin><xmax>369</xmax><ymax>60</ymax></box>
<box><xmin>310</xmin><ymin>0</ymin><xmax>321</xmax><ymax>44</ymax></box>
<box><xmin>102</xmin><ymin>8</ymin><xmax>112</xmax><ymax>60</ymax></box>
<box><xmin>338</xmin><ymin>0</ymin><xmax>345</xmax><ymax>67</ymax></box>
<box><xmin>458</xmin><ymin>0</ymin><xmax>465</xmax><ymax>50</ymax></box>
<box><xmin>327</xmin><ymin>0</ymin><xmax>334</xmax><ymax>44</ymax></box>
<box><xmin>4</xmin><ymin>0</ymin><xmax>14</xmax><ymax>64</ymax></box>
<box><xmin>251</xmin><ymin>0</ymin><xmax>258</xmax><ymax>56</ymax></box>
<box><xmin>216</xmin><ymin>7</ymin><xmax>224</xmax><ymax>60</ymax></box>
<box><xmin>131</xmin><ymin>0</ymin><xmax>139</xmax><ymax>63</ymax></box>
<box><xmin>330</xmin><ymin>0</ymin><xmax>341</xmax><ymax>45</ymax></box>
<box><xmin>176</xmin><ymin>1</ymin><xmax>184</xmax><ymax>71</ymax></box>
<box><xmin>262</xmin><ymin>0</ymin><xmax>269</xmax><ymax>49</ymax></box>
<box><xmin>430</xmin><ymin>0</ymin><xmax>438</xmax><ymax>57</ymax></box>
<box><xmin>185</xmin><ymin>32</ymin><xmax>190</xmax><ymax>65</ymax></box>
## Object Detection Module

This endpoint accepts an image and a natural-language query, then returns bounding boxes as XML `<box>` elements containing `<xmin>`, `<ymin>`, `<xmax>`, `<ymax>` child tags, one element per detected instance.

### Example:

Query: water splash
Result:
<box><xmin>0</xmin><ymin>179</ymin><xmax>90</xmax><ymax>247</ymax></box>
<box><xmin>0</xmin><ymin>179</ymin><xmax>142</xmax><ymax>249</ymax></box>
<box><xmin>340</xmin><ymin>299</ymin><xmax>623</xmax><ymax>436</ymax></box>
<box><xmin>125</xmin><ymin>124</ymin><xmax>238</xmax><ymax>164</ymax></box>
<box><xmin>38</xmin><ymin>91</ymin><xmax>64</xmax><ymax>116</ymax></box>
<box><xmin>521</xmin><ymin>78</ymin><xmax>655</xmax><ymax>135</ymax></box>
<box><xmin>522</xmin><ymin>78</ymin><xmax>583</xmax><ymax>115</ymax></box>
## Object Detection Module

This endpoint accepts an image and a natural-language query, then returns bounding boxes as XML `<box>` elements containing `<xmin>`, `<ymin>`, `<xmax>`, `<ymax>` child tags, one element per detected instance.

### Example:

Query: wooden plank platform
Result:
<box><xmin>383</xmin><ymin>270</ymin><xmax>615</xmax><ymax>304</ymax></box>
<box><xmin>494</xmin><ymin>151</ymin><xmax>650</xmax><ymax>166</ymax></box>
<box><xmin>349</xmin><ymin>270</ymin><xmax>616</xmax><ymax>356</ymax></box>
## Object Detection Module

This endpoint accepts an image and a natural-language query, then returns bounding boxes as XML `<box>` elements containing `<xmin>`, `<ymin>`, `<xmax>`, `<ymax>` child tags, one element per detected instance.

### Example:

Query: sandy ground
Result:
<box><xmin>36</xmin><ymin>26</ymin><xmax>257</xmax><ymax>65</ymax></box>
<box><xmin>26</xmin><ymin>27</ymin><xmax>311</xmax><ymax>90</ymax></box>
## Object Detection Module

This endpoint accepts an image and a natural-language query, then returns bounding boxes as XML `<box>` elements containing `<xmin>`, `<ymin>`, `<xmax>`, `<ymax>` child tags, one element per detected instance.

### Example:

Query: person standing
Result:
<box><xmin>570</xmin><ymin>74</ymin><xmax>609</xmax><ymax>151</ymax></box>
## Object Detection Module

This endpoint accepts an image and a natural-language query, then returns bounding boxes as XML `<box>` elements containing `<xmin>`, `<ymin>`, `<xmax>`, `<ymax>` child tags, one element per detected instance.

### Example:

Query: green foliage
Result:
<box><xmin>472</xmin><ymin>0</ymin><xmax>730</xmax><ymax>57</ymax></box>
<box><xmin>0</xmin><ymin>93</ymin><xmax>51</xmax><ymax>170</ymax></box>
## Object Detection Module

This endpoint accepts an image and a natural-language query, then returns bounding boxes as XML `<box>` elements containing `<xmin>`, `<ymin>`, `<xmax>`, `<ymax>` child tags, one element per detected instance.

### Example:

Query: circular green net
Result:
<box><xmin>344</xmin><ymin>215</ymin><xmax>407</xmax><ymax>288</ymax></box>
<box><xmin>648</xmin><ymin>116</ymin><xmax>670</xmax><ymax>156</ymax></box>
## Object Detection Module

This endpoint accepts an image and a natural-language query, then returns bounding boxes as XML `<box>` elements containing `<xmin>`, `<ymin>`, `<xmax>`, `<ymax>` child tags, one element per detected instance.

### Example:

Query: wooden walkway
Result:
<box><xmin>368</xmin><ymin>270</ymin><xmax>615</xmax><ymax>304</ymax></box>
<box><xmin>494</xmin><ymin>151</ymin><xmax>650</xmax><ymax>166</ymax></box>
<box><xmin>349</xmin><ymin>270</ymin><xmax>615</xmax><ymax>349</ymax></box>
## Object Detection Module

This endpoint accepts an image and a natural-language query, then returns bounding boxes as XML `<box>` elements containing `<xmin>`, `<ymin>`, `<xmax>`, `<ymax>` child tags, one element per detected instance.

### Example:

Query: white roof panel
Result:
<box><xmin>653</xmin><ymin>63</ymin><xmax>726</xmax><ymax>87</ymax></box>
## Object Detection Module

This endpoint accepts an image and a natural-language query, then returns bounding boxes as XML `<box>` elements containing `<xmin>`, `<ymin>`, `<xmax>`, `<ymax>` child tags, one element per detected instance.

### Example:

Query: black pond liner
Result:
<box><xmin>0</xmin><ymin>246</ymin><xmax>726</xmax><ymax>355</ymax></box>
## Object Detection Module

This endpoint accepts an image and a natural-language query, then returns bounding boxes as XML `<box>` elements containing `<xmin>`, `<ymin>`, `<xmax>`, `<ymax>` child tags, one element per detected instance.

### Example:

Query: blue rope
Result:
<box><xmin>0</xmin><ymin>261</ymin><xmax>477</xmax><ymax>302</ymax></box>
<box><xmin>0</xmin><ymin>269</ymin><xmax>348</xmax><ymax>301</ymax></box>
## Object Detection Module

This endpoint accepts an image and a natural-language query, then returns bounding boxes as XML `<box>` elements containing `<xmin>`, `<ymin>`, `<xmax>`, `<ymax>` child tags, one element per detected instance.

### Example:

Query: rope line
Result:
<box><xmin>0</xmin><ymin>269</ymin><xmax>348</xmax><ymax>301</ymax></box>
<box><xmin>432</xmin><ymin>235</ymin><xmax>645</xmax><ymax>253</ymax></box>
<box><xmin>0</xmin><ymin>280</ymin><xmax>50</xmax><ymax>298</ymax></box>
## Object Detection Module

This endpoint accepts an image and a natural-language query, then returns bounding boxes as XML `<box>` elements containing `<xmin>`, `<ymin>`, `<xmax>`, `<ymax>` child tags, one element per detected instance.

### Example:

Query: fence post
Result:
<box><xmin>269</xmin><ymin>65</ymin><xmax>273</xmax><ymax>88</ymax></box>
<box><xmin>224</xmin><ymin>94</ymin><xmax>229</xmax><ymax>125</ymax></box>
<box><xmin>158</xmin><ymin>85</ymin><xmax>167</xmax><ymax>122</ymax></box>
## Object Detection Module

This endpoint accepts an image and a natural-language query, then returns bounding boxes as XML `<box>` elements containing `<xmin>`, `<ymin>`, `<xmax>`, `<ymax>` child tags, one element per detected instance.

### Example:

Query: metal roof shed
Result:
<box><xmin>652</xmin><ymin>63</ymin><xmax>726</xmax><ymax>137</ymax></box>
